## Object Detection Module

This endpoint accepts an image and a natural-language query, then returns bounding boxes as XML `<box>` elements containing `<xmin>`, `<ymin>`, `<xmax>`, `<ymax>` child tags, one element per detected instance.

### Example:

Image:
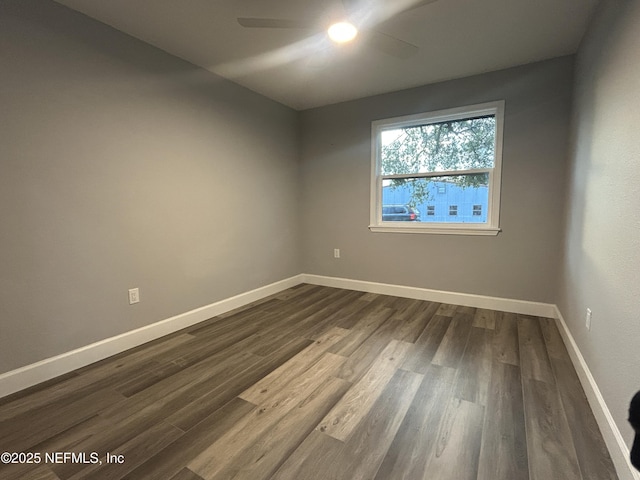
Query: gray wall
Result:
<box><xmin>299</xmin><ymin>57</ymin><xmax>573</xmax><ymax>303</ymax></box>
<box><xmin>559</xmin><ymin>0</ymin><xmax>640</xmax><ymax>453</ymax></box>
<box><xmin>0</xmin><ymin>0</ymin><xmax>300</xmax><ymax>374</ymax></box>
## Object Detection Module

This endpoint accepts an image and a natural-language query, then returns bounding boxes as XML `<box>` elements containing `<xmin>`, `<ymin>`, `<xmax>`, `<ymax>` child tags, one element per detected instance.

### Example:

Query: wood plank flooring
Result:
<box><xmin>0</xmin><ymin>284</ymin><xmax>618</xmax><ymax>480</ymax></box>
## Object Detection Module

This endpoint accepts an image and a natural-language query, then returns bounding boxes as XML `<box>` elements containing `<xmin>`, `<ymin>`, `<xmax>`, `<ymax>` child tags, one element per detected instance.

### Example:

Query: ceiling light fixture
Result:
<box><xmin>327</xmin><ymin>21</ymin><xmax>358</xmax><ymax>43</ymax></box>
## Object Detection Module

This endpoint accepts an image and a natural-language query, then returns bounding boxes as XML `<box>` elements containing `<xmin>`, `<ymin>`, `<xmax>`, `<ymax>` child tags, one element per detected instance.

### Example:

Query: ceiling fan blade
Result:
<box><xmin>403</xmin><ymin>0</ymin><xmax>439</xmax><ymax>12</ymax></box>
<box><xmin>367</xmin><ymin>31</ymin><xmax>419</xmax><ymax>59</ymax></box>
<box><xmin>342</xmin><ymin>0</ymin><xmax>438</xmax><ymax>19</ymax></box>
<box><xmin>237</xmin><ymin>18</ymin><xmax>314</xmax><ymax>29</ymax></box>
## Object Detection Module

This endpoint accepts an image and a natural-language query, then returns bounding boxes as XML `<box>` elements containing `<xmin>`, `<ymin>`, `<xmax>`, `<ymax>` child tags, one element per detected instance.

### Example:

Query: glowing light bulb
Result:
<box><xmin>327</xmin><ymin>22</ymin><xmax>358</xmax><ymax>43</ymax></box>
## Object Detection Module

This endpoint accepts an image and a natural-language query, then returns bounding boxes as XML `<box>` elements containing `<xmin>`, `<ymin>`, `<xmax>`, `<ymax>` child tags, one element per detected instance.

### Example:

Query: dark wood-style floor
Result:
<box><xmin>0</xmin><ymin>284</ymin><xmax>618</xmax><ymax>480</ymax></box>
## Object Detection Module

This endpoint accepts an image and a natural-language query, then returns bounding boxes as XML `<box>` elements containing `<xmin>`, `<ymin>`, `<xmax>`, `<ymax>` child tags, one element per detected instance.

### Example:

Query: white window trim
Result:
<box><xmin>369</xmin><ymin>100</ymin><xmax>505</xmax><ymax>236</ymax></box>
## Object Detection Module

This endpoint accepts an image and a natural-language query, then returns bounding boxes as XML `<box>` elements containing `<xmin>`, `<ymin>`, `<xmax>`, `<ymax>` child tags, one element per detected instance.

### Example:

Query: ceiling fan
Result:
<box><xmin>236</xmin><ymin>0</ymin><xmax>439</xmax><ymax>59</ymax></box>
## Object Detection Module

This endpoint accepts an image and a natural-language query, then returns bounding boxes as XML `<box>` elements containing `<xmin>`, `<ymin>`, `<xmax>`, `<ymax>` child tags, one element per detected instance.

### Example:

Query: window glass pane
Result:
<box><xmin>381</xmin><ymin>174</ymin><xmax>489</xmax><ymax>223</ymax></box>
<box><xmin>381</xmin><ymin>116</ymin><xmax>496</xmax><ymax>175</ymax></box>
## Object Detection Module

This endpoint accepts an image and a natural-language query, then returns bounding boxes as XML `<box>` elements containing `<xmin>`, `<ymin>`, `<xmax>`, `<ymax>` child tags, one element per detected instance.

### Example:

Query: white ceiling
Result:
<box><xmin>53</xmin><ymin>0</ymin><xmax>599</xmax><ymax>110</ymax></box>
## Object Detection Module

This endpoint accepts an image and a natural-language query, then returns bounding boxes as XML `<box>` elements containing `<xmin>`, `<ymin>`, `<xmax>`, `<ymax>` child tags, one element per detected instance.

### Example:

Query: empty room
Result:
<box><xmin>1</xmin><ymin>0</ymin><xmax>639</xmax><ymax>479</ymax></box>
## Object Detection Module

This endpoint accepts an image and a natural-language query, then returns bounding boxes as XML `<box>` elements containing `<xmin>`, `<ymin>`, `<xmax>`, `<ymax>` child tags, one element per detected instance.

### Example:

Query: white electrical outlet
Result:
<box><xmin>585</xmin><ymin>308</ymin><xmax>592</xmax><ymax>330</ymax></box>
<box><xmin>334</xmin><ymin>248</ymin><xmax>340</xmax><ymax>258</ymax></box>
<box><xmin>129</xmin><ymin>288</ymin><xmax>140</xmax><ymax>305</ymax></box>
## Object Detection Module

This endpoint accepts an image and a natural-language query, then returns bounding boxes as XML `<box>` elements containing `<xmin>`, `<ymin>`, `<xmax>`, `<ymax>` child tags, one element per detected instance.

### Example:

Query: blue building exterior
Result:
<box><xmin>382</xmin><ymin>180</ymin><xmax>489</xmax><ymax>223</ymax></box>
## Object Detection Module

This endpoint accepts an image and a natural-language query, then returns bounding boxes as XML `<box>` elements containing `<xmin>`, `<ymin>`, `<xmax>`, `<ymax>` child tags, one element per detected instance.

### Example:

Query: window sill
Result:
<box><xmin>368</xmin><ymin>224</ymin><xmax>501</xmax><ymax>236</ymax></box>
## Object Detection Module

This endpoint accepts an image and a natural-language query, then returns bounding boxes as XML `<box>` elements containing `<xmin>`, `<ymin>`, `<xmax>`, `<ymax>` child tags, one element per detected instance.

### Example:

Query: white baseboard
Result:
<box><xmin>302</xmin><ymin>274</ymin><xmax>557</xmax><ymax>318</ymax></box>
<box><xmin>0</xmin><ymin>274</ymin><xmax>555</xmax><ymax>400</ymax></box>
<box><xmin>553</xmin><ymin>306</ymin><xmax>640</xmax><ymax>480</ymax></box>
<box><xmin>0</xmin><ymin>274</ymin><xmax>304</xmax><ymax>400</ymax></box>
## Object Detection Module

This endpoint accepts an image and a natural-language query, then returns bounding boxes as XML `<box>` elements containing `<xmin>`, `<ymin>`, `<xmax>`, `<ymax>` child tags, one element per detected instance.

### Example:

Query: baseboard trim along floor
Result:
<box><xmin>0</xmin><ymin>274</ymin><xmax>635</xmax><ymax>480</ymax></box>
<box><xmin>0</xmin><ymin>274</ymin><xmax>304</xmax><ymax>400</ymax></box>
<box><xmin>301</xmin><ymin>274</ymin><xmax>557</xmax><ymax>318</ymax></box>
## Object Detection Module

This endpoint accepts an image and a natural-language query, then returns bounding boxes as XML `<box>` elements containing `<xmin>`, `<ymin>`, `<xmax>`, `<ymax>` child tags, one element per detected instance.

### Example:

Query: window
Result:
<box><xmin>370</xmin><ymin>101</ymin><xmax>504</xmax><ymax>235</ymax></box>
